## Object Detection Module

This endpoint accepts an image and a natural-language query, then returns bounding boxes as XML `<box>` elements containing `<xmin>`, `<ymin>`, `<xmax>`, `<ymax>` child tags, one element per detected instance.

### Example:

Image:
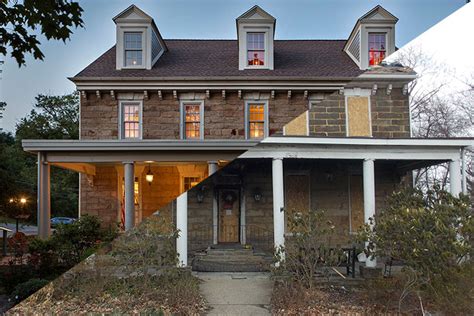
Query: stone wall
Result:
<box><xmin>141</xmin><ymin>166</ymin><xmax>181</xmax><ymax>219</ymax></box>
<box><xmin>371</xmin><ymin>88</ymin><xmax>411</xmax><ymax>138</ymax></box>
<box><xmin>80</xmin><ymin>91</ymin><xmax>310</xmax><ymax>140</ymax></box>
<box><xmin>307</xmin><ymin>88</ymin><xmax>410</xmax><ymax>138</ymax></box>
<box><xmin>80</xmin><ymin>166</ymin><xmax>118</xmax><ymax>228</ymax></box>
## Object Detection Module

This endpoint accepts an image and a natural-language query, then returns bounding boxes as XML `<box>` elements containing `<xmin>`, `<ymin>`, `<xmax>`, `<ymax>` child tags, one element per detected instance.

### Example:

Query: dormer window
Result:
<box><xmin>343</xmin><ymin>5</ymin><xmax>397</xmax><ymax>70</ymax></box>
<box><xmin>247</xmin><ymin>33</ymin><xmax>265</xmax><ymax>66</ymax></box>
<box><xmin>368</xmin><ymin>33</ymin><xmax>386</xmax><ymax>66</ymax></box>
<box><xmin>124</xmin><ymin>32</ymin><xmax>143</xmax><ymax>67</ymax></box>
<box><xmin>113</xmin><ymin>5</ymin><xmax>168</xmax><ymax>70</ymax></box>
<box><xmin>237</xmin><ymin>5</ymin><xmax>275</xmax><ymax>70</ymax></box>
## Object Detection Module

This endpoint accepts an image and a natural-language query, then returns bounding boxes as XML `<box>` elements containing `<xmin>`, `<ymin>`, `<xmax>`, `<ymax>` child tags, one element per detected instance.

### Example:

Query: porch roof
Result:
<box><xmin>240</xmin><ymin>136</ymin><xmax>474</xmax><ymax>163</ymax></box>
<box><xmin>22</xmin><ymin>139</ymin><xmax>259</xmax><ymax>163</ymax></box>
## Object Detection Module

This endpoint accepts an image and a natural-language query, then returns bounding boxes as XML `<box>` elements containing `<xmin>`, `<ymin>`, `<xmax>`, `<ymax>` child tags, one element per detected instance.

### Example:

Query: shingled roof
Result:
<box><xmin>72</xmin><ymin>39</ymin><xmax>365</xmax><ymax>80</ymax></box>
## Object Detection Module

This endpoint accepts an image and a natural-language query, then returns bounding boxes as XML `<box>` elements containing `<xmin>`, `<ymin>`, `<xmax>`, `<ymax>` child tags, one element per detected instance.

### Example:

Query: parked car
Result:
<box><xmin>50</xmin><ymin>217</ymin><xmax>76</xmax><ymax>227</ymax></box>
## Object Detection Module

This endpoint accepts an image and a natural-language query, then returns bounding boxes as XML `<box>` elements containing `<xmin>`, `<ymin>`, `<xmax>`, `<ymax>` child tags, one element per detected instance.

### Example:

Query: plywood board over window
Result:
<box><xmin>285</xmin><ymin>174</ymin><xmax>310</xmax><ymax>214</ymax></box>
<box><xmin>346</xmin><ymin>96</ymin><xmax>371</xmax><ymax>137</ymax></box>
<box><xmin>284</xmin><ymin>111</ymin><xmax>308</xmax><ymax>136</ymax></box>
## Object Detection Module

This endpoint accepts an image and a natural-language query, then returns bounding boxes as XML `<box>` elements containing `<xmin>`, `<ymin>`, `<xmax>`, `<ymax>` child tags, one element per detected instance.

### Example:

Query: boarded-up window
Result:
<box><xmin>284</xmin><ymin>111</ymin><xmax>308</xmax><ymax>136</ymax></box>
<box><xmin>285</xmin><ymin>174</ymin><xmax>310</xmax><ymax>213</ymax></box>
<box><xmin>346</xmin><ymin>96</ymin><xmax>371</xmax><ymax>137</ymax></box>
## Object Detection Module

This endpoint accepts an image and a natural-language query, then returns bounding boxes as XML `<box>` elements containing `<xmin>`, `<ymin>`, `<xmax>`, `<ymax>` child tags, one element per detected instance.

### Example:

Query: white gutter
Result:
<box><xmin>261</xmin><ymin>136</ymin><xmax>474</xmax><ymax>148</ymax></box>
<box><xmin>22</xmin><ymin>139</ymin><xmax>259</xmax><ymax>153</ymax></box>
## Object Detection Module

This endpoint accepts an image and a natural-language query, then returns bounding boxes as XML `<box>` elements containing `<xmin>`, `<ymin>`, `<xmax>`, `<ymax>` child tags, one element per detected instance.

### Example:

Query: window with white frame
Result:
<box><xmin>181</xmin><ymin>102</ymin><xmax>203</xmax><ymax>139</ymax></box>
<box><xmin>121</xmin><ymin>102</ymin><xmax>141</xmax><ymax>139</ymax></box>
<box><xmin>124</xmin><ymin>32</ymin><xmax>143</xmax><ymax>67</ymax></box>
<box><xmin>247</xmin><ymin>33</ymin><xmax>265</xmax><ymax>66</ymax></box>
<box><xmin>368</xmin><ymin>33</ymin><xmax>386</xmax><ymax>66</ymax></box>
<box><xmin>247</xmin><ymin>102</ymin><xmax>266</xmax><ymax>139</ymax></box>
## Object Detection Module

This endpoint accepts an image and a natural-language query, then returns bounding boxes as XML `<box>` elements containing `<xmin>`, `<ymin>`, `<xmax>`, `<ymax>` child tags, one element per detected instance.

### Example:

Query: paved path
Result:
<box><xmin>196</xmin><ymin>272</ymin><xmax>273</xmax><ymax>316</ymax></box>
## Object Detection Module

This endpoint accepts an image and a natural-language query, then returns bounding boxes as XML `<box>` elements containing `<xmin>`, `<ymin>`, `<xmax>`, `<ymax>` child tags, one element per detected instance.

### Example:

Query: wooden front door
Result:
<box><xmin>218</xmin><ymin>189</ymin><xmax>240</xmax><ymax>243</ymax></box>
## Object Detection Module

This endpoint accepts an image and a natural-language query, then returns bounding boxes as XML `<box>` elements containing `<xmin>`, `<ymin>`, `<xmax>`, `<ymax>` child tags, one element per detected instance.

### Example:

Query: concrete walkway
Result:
<box><xmin>196</xmin><ymin>272</ymin><xmax>273</xmax><ymax>316</ymax></box>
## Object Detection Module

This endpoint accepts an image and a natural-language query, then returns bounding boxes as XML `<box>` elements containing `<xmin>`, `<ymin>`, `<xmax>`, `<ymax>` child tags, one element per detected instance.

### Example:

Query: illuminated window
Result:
<box><xmin>183</xmin><ymin>177</ymin><xmax>200</xmax><ymax>191</ymax></box>
<box><xmin>247</xmin><ymin>103</ymin><xmax>266</xmax><ymax>139</ymax></box>
<box><xmin>182</xmin><ymin>102</ymin><xmax>203</xmax><ymax>139</ymax></box>
<box><xmin>247</xmin><ymin>33</ymin><xmax>265</xmax><ymax>66</ymax></box>
<box><xmin>368</xmin><ymin>33</ymin><xmax>386</xmax><ymax>66</ymax></box>
<box><xmin>121</xmin><ymin>102</ymin><xmax>141</xmax><ymax>139</ymax></box>
<box><xmin>124</xmin><ymin>32</ymin><xmax>143</xmax><ymax>66</ymax></box>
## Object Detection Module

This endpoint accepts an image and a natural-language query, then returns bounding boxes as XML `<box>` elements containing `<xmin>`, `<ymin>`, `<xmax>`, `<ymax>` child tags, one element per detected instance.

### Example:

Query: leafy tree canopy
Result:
<box><xmin>0</xmin><ymin>0</ymin><xmax>84</xmax><ymax>66</ymax></box>
<box><xmin>0</xmin><ymin>92</ymin><xmax>79</xmax><ymax>221</ymax></box>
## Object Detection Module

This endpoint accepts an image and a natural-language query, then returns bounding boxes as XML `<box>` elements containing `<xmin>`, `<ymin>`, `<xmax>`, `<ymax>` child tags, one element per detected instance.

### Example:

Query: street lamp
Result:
<box><xmin>9</xmin><ymin>197</ymin><xmax>28</xmax><ymax>233</ymax></box>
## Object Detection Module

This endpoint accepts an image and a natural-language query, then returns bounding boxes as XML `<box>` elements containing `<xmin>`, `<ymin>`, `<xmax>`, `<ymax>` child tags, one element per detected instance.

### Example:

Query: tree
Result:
<box><xmin>0</xmin><ymin>92</ymin><xmax>79</xmax><ymax>222</ymax></box>
<box><xmin>0</xmin><ymin>0</ymin><xmax>84</xmax><ymax>66</ymax></box>
<box><xmin>358</xmin><ymin>188</ymin><xmax>474</xmax><ymax>314</ymax></box>
<box><xmin>393</xmin><ymin>47</ymin><xmax>474</xmax><ymax>193</ymax></box>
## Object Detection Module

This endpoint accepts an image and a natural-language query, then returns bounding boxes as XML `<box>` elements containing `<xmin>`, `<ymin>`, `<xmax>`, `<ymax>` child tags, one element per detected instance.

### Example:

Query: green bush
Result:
<box><xmin>28</xmin><ymin>215</ymin><xmax>118</xmax><ymax>270</ymax></box>
<box><xmin>358</xmin><ymin>187</ymin><xmax>474</xmax><ymax>314</ymax></box>
<box><xmin>274</xmin><ymin>210</ymin><xmax>344</xmax><ymax>288</ymax></box>
<box><xmin>11</xmin><ymin>278</ymin><xmax>49</xmax><ymax>302</ymax></box>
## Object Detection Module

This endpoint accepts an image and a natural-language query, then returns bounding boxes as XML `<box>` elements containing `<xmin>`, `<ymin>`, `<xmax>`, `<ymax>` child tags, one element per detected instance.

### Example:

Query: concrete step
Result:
<box><xmin>192</xmin><ymin>247</ymin><xmax>273</xmax><ymax>272</ymax></box>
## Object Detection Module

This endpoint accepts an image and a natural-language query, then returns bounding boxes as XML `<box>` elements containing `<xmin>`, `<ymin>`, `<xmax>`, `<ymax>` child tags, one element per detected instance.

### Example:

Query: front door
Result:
<box><xmin>218</xmin><ymin>189</ymin><xmax>240</xmax><ymax>243</ymax></box>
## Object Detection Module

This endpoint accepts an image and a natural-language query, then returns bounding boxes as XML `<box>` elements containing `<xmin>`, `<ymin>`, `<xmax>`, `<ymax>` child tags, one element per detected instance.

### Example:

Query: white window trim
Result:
<box><xmin>116</xmin><ymin>26</ymin><xmax>149</xmax><ymax>70</ymax></box>
<box><xmin>123</xmin><ymin>30</ymin><xmax>145</xmax><ymax>69</ymax></box>
<box><xmin>245</xmin><ymin>100</ymin><xmax>269</xmax><ymax>140</ymax></box>
<box><xmin>344</xmin><ymin>89</ymin><xmax>372</xmax><ymax>137</ymax></box>
<box><xmin>367</xmin><ymin>32</ymin><xmax>387</xmax><ymax>66</ymax></box>
<box><xmin>239</xmin><ymin>26</ymin><xmax>273</xmax><ymax>70</ymax></box>
<box><xmin>180</xmin><ymin>100</ymin><xmax>205</xmax><ymax>140</ymax></box>
<box><xmin>118</xmin><ymin>100</ymin><xmax>143</xmax><ymax>140</ymax></box>
<box><xmin>245</xmin><ymin>31</ymin><xmax>267</xmax><ymax>69</ymax></box>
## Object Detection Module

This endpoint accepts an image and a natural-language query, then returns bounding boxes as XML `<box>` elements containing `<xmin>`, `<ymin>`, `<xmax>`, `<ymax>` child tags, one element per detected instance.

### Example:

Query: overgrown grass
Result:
<box><xmin>7</xmin><ymin>215</ymin><xmax>206</xmax><ymax>314</ymax></box>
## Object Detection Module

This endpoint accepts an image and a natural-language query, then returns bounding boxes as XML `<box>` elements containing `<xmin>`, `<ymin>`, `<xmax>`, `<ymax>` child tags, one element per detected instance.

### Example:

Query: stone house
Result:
<box><xmin>23</xmin><ymin>5</ymin><xmax>472</xmax><ymax>269</ymax></box>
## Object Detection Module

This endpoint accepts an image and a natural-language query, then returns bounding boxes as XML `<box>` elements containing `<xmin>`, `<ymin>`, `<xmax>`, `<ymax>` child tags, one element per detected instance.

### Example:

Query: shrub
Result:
<box><xmin>274</xmin><ymin>210</ymin><xmax>344</xmax><ymax>288</ymax></box>
<box><xmin>11</xmin><ymin>278</ymin><xmax>49</xmax><ymax>302</ymax></box>
<box><xmin>28</xmin><ymin>215</ymin><xmax>118</xmax><ymax>270</ymax></box>
<box><xmin>358</xmin><ymin>187</ymin><xmax>474</xmax><ymax>313</ymax></box>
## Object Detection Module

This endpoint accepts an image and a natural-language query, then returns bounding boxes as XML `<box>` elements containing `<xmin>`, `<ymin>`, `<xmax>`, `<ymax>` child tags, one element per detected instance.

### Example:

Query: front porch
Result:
<box><xmin>174</xmin><ymin>137</ymin><xmax>472</xmax><ymax>268</ymax></box>
<box><xmin>24</xmin><ymin>139</ymin><xmax>258</xmax><ymax>238</ymax></box>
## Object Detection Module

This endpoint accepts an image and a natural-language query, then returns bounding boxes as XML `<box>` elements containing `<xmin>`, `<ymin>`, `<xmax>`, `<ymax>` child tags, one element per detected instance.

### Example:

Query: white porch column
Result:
<box><xmin>461</xmin><ymin>149</ymin><xmax>467</xmax><ymax>195</ymax></box>
<box><xmin>123</xmin><ymin>162</ymin><xmax>135</xmax><ymax>231</ymax></box>
<box><xmin>209</xmin><ymin>161</ymin><xmax>219</xmax><ymax>244</ymax></box>
<box><xmin>176</xmin><ymin>192</ymin><xmax>188</xmax><ymax>266</ymax></box>
<box><xmin>37</xmin><ymin>152</ymin><xmax>51</xmax><ymax>239</ymax></box>
<box><xmin>208</xmin><ymin>161</ymin><xmax>218</xmax><ymax>176</ymax></box>
<box><xmin>272</xmin><ymin>158</ymin><xmax>285</xmax><ymax>253</ymax></box>
<box><xmin>449</xmin><ymin>159</ymin><xmax>462</xmax><ymax>197</ymax></box>
<box><xmin>363</xmin><ymin>158</ymin><xmax>376</xmax><ymax>267</ymax></box>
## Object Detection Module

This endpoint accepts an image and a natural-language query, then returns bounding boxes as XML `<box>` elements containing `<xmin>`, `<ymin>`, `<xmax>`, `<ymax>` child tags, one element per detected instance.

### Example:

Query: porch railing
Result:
<box><xmin>245</xmin><ymin>224</ymin><xmax>273</xmax><ymax>253</ymax></box>
<box><xmin>188</xmin><ymin>223</ymin><xmax>213</xmax><ymax>252</ymax></box>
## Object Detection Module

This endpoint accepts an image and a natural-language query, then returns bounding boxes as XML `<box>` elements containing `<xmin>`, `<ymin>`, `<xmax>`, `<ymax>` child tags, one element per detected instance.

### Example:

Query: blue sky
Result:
<box><xmin>0</xmin><ymin>0</ymin><xmax>467</xmax><ymax>132</ymax></box>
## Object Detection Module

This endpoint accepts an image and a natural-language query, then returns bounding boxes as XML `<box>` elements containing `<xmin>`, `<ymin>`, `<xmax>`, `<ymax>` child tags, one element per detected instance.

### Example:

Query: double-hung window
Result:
<box><xmin>121</xmin><ymin>102</ymin><xmax>141</xmax><ymax>139</ymax></box>
<box><xmin>181</xmin><ymin>102</ymin><xmax>203</xmax><ymax>139</ymax></box>
<box><xmin>124</xmin><ymin>32</ymin><xmax>143</xmax><ymax>67</ymax></box>
<box><xmin>247</xmin><ymin>33</ymin><xmax>265</xmax><ymax>66</ymax></box>
<box><xmin>247</xmin><ymin>102</ymin><xmax>267</xmax><ymax>139</ymax></box>
<box><xmin>368</xmin><ymin>33</ymin><xmax>386</xmax><ymax>66</ymax></box>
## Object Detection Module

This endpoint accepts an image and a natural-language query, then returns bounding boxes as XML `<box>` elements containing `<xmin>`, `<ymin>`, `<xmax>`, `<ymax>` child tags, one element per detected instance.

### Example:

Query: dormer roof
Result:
<box><xmin>113</xmin><ymin>4</ymin><xmax>153</xmax><ymax>22</ymax></box>
<box><xmin>236</xmin><ymin>5</ymin><xmax>276</xmax><ymax>36</ymax></box>
<box><xmin>358</xmin><ymin>5</ymin><xmax>398</xmax><ymax>23</ymax></box>
<box><xmin>113</xmin><ymin>4</ymin><xmax>168</xmax><ymax>52</ymax></box>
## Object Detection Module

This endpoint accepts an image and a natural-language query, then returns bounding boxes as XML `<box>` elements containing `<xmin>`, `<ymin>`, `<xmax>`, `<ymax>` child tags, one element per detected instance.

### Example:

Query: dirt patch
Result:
<box><xmin>271</xmin><ymin>280</ymin><xmax>421</xmax><ymax>315</ymax></box>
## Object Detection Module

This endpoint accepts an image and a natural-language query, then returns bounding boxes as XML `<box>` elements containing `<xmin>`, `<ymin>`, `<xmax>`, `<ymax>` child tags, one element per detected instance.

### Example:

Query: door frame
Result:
<box><xmin>216</xmin><ymin>186</ymin><xmax>241</xmax><ymax>244</ymax></box>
